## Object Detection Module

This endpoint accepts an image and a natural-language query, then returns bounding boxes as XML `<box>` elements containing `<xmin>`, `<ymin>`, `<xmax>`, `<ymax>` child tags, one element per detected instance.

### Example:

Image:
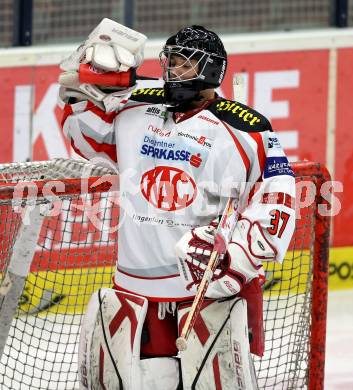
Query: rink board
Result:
<box><xmin>11</xmin><ymin>245</ymin><xmax>353</xmax><ymax>317</ymax></box>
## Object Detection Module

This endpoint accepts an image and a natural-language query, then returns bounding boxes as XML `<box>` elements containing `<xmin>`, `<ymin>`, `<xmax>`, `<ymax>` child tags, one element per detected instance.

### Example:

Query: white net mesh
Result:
<box><xmin>0</xmin><ymin>159</ymin><xmax>328</xmax><ymax>389</ymax></box>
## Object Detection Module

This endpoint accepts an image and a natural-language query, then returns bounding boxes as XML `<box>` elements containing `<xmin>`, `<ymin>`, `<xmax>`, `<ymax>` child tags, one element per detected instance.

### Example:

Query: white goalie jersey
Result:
<box><xmin>60</xmin><ymin>83</ymin><xmax>296</xmax><ymax>301</ymax></box>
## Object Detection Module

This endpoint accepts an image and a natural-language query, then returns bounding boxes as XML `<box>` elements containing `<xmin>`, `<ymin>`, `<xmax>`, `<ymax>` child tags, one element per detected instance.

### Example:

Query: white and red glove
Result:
<box><xmin>176</xmin><ymin>218</ymin><xmax>275</xmax><ymax>299</ymax></box>
<box><xmin>58</xmin><ymin>18</ymin><xmax>147</xmax><ymax>112</ymax></box>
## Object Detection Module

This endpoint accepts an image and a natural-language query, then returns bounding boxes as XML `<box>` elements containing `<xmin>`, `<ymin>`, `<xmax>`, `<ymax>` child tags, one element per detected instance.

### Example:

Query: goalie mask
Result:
<box><xmin>159</xmin><ymin>25</ymin><xmax>227</xmax><ymax>109</ymax></box>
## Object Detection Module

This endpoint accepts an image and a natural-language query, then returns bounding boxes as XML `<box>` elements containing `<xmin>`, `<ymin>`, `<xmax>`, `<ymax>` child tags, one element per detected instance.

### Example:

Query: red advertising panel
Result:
<box><xmin>334</xmin><ymin>48</ymin><xmax>353</xmax><ymax>247</ymax></box>
<box><xmin>0</xmin><ymin>49</ymin><xmax>347</xmax><ymax>245</ymax></box>
<box><xmin>225</xmin><ymin>51</ymin><xmax>329</xmax><ymax>164</ymax></box>
<box><xmin>141</xmin><ymin>50</ymin><xmax>330</xmax><ymax>164</ymax></box>
<box><xmin>0</xmin><ymin>51</ymin><xmax>330</xmax><ymax>165</ymax></box>
<box><xmin>0</xmin><ymin>67</ymin><xmax>33</xmax><ymax>163</ymax></box>
<box><xmin>0</xmin><ymin>65</ymin><xmax>69</xmax><ymax>163</ymax></box>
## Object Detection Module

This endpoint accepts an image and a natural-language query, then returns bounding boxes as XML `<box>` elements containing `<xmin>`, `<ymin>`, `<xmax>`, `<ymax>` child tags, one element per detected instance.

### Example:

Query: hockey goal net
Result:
<box><xmin>0</xmin><ymin>158</ymin><xmax>330</xmax><ymax>390</ymax></box>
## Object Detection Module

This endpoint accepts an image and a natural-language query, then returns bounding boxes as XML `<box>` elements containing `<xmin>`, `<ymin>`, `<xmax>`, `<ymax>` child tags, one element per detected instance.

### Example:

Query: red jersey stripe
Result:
<box><xmin>86</xmin><ymin>102</ymin><xmax>118</xmax><ymax>124</ymax></box>
<box><xmin>70</xmin><ymin>139</ymin><xmax>86</xmax><ymax>159</ymax></box>
<box><xmin>247</xmin><ymin>133</ymin><xmax>266</xmax><ymax>204</ymax></box>
<box><xmin>60</xmin><ymin>104</ymin><xmax>73</xmax><ymax>129</ymax></box>
<box><xmin>112</xmin><ymin>278</ymin><xmax>195</xmax><ymax>303</ymax></box>
<box><xmin>81</xmin><ymin>132</ymin><xmax>117</xmax><ymax>162</ymax></box>
<box><xmin>249</xmin><ymin>132</ymin><xmax>266</xmax><ymax>173</ymax></box>
<box><xmin>221</xmin><ymin>120</ymin><xmax>250</xmax><ymax>177</ymax></box>
<box><xmin>117</xmin><ymin>266</ymin><xmax>180</xmax><ymax>280</ymax></box>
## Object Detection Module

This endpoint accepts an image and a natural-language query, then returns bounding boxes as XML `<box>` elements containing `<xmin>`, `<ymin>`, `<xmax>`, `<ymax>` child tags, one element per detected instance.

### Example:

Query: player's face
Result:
<box><xmin>168</xmin><ymin>54</ymin><xmax>199</xmax><ymax>81</ymax></box>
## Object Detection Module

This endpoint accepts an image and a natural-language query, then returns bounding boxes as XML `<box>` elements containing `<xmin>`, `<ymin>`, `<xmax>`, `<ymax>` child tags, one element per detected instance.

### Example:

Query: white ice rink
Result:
<box><xmin>325</xmin><ymin>289</ymin><xmax>353</xmax><ymax>390</ymax></box>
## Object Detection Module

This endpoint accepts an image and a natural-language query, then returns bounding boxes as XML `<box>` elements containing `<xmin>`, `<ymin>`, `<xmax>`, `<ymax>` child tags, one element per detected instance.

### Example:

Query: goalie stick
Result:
<box><xmin>176</xmin><ymin>197</ymin><xmax>240</xmax><ymax>351</ymax></box>
<box><xmin>176</xmin><ymin>74</ymin><xmax>245</xmax><ymax>351</ymax></box>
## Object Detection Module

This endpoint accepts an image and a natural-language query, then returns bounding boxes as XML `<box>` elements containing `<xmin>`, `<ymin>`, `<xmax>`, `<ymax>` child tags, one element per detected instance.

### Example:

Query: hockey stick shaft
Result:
<box><xmin>176</xmin><ymin>197</ymin><xmax>239</xmax><ymax>351</ymax></box>
<box><xmin>175</xmin><ymin>74</ymin><xmax>245</xmax><ymax>351</ymax></box>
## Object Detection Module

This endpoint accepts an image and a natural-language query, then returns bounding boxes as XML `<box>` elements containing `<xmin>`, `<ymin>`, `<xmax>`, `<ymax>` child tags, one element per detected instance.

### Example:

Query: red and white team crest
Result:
<box><xmin>140</xmin><ymin>166</ymin><xmax>197</xmax><ymax>211</ymax></box>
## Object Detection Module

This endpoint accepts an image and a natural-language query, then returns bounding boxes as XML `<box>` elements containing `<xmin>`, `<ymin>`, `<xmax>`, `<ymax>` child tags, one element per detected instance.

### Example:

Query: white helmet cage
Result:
<box><xmin>159</xmin><ymin>46</ymin><xmax>213</xmax><ymax>83</ymax></box>
<box><xmin>160</xmin><ymin>25</ymin><xmax>227</xmax><ymax>107</ymax></box>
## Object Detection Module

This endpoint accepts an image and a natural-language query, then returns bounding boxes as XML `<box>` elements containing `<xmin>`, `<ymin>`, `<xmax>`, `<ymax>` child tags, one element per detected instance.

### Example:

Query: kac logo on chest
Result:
<box><xmin>140</xmin><ymin>166</ymin><xmax>197</xmax><ymax>211</ymax></box>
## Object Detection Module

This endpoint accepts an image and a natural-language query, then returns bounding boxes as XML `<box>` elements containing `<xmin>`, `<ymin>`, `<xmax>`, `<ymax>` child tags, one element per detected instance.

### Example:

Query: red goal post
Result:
<box><xmin>0</xmin><ymin>158</ymin><xmax>331</xmax><ymax>390</ymax></box>
<box><xmin>294</xmin><ymin>161</ymin><xmax>330</xmax><ymax>390</ymax></box>
<box><xmin>254</xmin><ymin>161</ymin><xmax>331</xmax><ymax>390</ymax></box>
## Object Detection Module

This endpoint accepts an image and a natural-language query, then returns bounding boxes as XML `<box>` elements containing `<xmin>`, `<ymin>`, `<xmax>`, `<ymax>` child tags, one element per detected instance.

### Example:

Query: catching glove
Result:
<box><xmin>58</xmin><ymin>18</ymin><xmax>147</xmax><ymax>112</ymax></box>
<box><xmin>176</xmin><ymin>218</ymin><xmax>272</xmax><ymax>299</ymax></box>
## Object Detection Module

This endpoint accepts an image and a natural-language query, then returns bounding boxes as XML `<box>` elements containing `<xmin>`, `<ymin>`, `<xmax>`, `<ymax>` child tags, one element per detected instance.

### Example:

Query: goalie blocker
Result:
<box><xmin>78</xmin><ymin>288</ymin><xmax>258</xmax><ymax>389</ymax></box>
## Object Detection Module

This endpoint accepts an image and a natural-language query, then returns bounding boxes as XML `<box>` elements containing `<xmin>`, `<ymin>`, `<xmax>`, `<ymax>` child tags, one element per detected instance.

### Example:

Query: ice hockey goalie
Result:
<box><xmin>58</xmin><ymin>18</ymin><xmax>296</xmax><ymax>389</ymax></box>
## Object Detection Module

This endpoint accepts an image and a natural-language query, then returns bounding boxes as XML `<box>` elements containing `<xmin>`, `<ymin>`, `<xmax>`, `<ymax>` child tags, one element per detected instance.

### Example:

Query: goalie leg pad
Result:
<box><xmin>78</xmin><ymin>288</ymin><xmax>180</xmax><ymax>389</ymax></box>
<box><xmin>178</xmin><ymin>297</ymin><xmax>258</xmax><ymax>390</ymax></box>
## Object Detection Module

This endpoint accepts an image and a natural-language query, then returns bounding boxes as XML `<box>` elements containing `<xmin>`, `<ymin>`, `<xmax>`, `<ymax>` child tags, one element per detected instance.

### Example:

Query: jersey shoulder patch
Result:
<box><xmin>207</xmin><ymin>99</ymin><xmax>272</xmax><ymax>133</ymax></box>
<box><xmin>129</xmin><ymin>87</ymin><xmax>165</xmax><ymax>104</ymax></box>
